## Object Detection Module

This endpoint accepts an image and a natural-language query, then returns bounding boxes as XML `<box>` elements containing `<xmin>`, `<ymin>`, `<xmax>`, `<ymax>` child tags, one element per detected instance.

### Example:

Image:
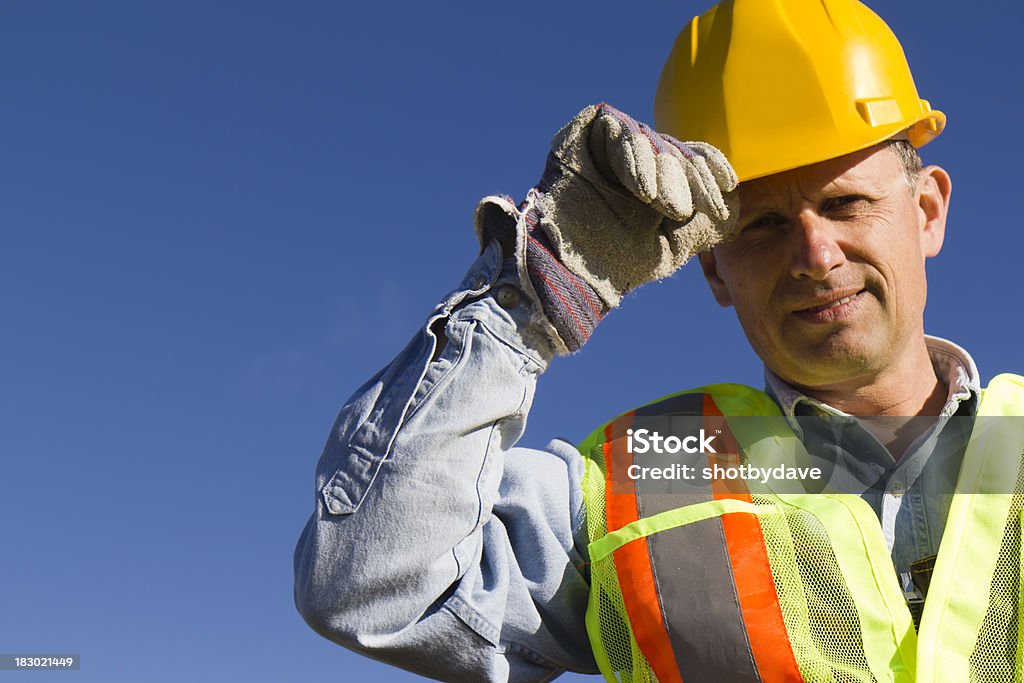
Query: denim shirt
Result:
<box><xmin>293</xmin><ymin>241</ymin><xmax>982</xmax><ymax>682</ymax></box>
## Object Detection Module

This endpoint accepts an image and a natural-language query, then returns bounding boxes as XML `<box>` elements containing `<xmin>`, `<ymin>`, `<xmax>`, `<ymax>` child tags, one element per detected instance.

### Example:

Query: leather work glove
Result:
<box><xmin>475</xmin><ymin>103</ymin><xmax>738</xmax><ymax>354</ymax></box>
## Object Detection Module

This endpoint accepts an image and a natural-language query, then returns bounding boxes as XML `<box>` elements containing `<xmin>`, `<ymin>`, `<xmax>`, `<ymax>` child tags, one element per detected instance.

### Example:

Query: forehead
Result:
<box><xmin>737</xmin><ymin>145</ymin><xmax>904</xmax><ymax>213</ymax></box>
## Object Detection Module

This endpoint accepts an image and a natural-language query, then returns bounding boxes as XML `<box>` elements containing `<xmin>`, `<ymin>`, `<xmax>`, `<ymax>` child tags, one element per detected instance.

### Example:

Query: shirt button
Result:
<box><xmin>495</xmin><ymin>285</ymin><xmax>520</xmax><ymax>309</ymax></box>
<box><xmin>890</xmin><ymin>481</ymin><xmax>906</xmax><ymax>497</ymax></box>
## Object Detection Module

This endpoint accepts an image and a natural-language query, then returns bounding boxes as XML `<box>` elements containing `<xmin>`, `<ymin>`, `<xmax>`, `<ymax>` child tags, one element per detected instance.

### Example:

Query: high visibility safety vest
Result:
<box><xmin>577</xmin><ymin>374</ymin><xmax>1024</xmax><ymax>683</ymax></box>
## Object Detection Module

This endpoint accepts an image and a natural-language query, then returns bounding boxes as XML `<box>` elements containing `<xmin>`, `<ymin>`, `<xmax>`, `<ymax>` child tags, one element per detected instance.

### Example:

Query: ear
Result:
<box><xmin>698</xmin><ymin>249</ymin><xmax>734</xmax><ymax>307</ymax></box>
<box><xmin>917</xmin><ymin>164</ymin><xmax>951</xmax><ymax>258</ymax></box>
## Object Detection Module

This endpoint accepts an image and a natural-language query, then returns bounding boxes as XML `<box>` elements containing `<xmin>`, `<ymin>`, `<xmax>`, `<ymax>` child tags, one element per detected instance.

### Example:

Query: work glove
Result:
<box><xmin>475</xmin><ymin>103</ymin><xmax>738</xmax><ymax>354</ymax></box>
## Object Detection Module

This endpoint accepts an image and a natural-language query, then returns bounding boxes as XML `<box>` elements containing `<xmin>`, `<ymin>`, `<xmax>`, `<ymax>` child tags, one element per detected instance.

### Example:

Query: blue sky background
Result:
<box><xmin>2</xmin><ymin>1</ymin><xmax>1021</xmax><ymax>681</ymax></box>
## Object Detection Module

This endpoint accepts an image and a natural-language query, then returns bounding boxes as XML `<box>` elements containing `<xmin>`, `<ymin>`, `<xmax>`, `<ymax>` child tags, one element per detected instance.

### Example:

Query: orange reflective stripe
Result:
<box><xmin>704</xmin><ymin>395</ymin><xmax>803</xmax><ymax>682</ymax></box>
<box><xmin>603</xmin><ymin>416</ymin><xmax>685</xmax><ymax>683</ymax></box>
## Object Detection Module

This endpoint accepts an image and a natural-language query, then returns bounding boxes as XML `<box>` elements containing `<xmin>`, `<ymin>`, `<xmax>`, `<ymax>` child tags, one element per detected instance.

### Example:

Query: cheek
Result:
<box><xmin>729</xmin><ymin>278</ymin><xmax>768</xmax><ymax>313</ymax></box>
<box><xmin>719</xmin><ymin>265</ymin><xmax>781</xmax><ymax>341</ymax></box>
<box><xmin>869</xmin><ymin>219</ymin><xmax>929</xmax><ymax>309</ymax></box>
<box><xmin>719</xmin><ymin>251</ymin><xmax>777</xmax><ymax>310</ymax></box>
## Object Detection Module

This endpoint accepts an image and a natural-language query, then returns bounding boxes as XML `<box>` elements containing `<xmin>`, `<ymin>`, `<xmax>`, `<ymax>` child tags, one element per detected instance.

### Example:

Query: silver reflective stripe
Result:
<box><xmin>634</xmin><ymin>393</ymin><xmax>762</xmax><ymax>682</ymax></box>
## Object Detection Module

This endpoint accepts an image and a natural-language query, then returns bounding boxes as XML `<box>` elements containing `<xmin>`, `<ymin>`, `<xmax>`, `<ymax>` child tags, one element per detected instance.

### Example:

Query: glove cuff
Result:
<box><xmin>523</xmin><ymin>206</ymin><xmax>608</xmax><ymax>353</ymax></box>
<box><xmin>474</xmin><ymin>192</ymin><xmax>608</xmax><ymax>355</ymax></box>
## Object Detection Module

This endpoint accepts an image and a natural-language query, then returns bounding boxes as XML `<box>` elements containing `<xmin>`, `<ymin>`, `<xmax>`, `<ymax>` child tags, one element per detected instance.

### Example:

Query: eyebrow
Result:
<box><xmin>743</xmin><ymin>180</ymin><xmax>885</xmax><ymax>212</ymax></box>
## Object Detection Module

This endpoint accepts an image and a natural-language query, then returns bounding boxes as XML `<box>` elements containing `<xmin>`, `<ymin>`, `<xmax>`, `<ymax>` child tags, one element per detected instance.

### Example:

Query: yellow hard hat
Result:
<box><xmin>654</xmin><ymin>0</ymin><xmax>946</xmax><ymax>182</ymax></box>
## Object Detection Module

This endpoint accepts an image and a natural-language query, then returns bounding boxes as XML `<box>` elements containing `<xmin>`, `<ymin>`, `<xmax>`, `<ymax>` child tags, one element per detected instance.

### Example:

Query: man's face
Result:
<box><xmin>698</xmin><ymin>145</ymin><xmax>950</xmax><ymax>390</ymax></box>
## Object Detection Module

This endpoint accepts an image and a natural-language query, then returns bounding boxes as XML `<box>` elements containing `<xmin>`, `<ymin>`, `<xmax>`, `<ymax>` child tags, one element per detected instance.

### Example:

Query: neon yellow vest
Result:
<box><xmin>579</xmin><ymin>373</ymin><xmax>1024</xmax><ymax>682</ymax></box>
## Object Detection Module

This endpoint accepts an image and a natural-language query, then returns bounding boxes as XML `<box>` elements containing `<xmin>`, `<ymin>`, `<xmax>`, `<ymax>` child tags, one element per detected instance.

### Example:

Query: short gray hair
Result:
<box><xmin>889</xmin><ymin>139</ymin><xmax>923</xmax><ymax>191</ymax></box>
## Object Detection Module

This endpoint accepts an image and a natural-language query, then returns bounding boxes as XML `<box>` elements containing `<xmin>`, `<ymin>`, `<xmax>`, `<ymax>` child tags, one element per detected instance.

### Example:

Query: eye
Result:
<box><xmin>742</xmin><ymin>212</ymin><xmax>786</xmax><ymax>232</ymax></box>
<box><xmin>822</xmin><ymin>195</ymin><xmax>868</xmax><ymax>214</ymax></box>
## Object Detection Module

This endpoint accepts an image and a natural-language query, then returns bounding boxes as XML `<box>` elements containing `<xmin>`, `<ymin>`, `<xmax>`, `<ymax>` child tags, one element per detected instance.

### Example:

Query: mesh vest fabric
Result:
<box><xmin>578</xmin><ymin>376</ymin><xmax>1024</xmax><ymax>683</ymax></box>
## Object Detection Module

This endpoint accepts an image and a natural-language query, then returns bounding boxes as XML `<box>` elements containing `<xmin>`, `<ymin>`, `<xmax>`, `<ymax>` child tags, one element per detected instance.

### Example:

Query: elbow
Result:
<box><xmin>294</xmin><ymin>585</ymin><xmax>358</xmax><ymax>647</ymax></box>
<box><xmin>293</xmin><ymin>571</ymin><xmax>417</xmax><ymax>658</ymax></box>
<box><xmin>292</xmin><ymin>516</ymin><xmax>402</xmax><ymax>650</ymax></box>
<box><xmin>293</xmin><ymin>530</ymin><xmax>365</xmax><ymax>650</ymax></box>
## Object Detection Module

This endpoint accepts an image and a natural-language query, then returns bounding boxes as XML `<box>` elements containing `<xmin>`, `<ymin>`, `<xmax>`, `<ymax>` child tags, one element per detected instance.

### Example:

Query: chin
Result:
<box><xmin>791</xmin><ymin>347</ymin><xmax>887</xmax><ymax>386</ymax></box>
<box><xmin>770</xmin><ymin>333</ymin><xmax>888</xmax><ymax>386</ymax></box>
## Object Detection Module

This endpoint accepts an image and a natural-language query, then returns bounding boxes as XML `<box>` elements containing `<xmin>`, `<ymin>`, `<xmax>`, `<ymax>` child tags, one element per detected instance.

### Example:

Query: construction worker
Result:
<box><xmin>294</xmin><ymin>0</ymin><xmax>1024</xmax><ymax>680</ymax></box>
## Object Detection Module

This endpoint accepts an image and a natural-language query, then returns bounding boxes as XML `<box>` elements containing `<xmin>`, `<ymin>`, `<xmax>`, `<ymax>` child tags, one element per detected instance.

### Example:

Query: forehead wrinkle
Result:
<box><xmin>820</xmin><ymin>159</ymin><xmax>898</xmax><ymax>197</ymax></box>
<box><xmin>739</xmin><ymin>146</ymin><xmax>901</xmax><ymax>217</ymax></box>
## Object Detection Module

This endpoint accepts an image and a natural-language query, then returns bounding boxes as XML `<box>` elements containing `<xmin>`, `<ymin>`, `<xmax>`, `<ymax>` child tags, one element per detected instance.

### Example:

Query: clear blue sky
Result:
<box><xmin>2</xmin><ymin>1</ymin><xmax>1021</xmax><ymax>681</ymax></box>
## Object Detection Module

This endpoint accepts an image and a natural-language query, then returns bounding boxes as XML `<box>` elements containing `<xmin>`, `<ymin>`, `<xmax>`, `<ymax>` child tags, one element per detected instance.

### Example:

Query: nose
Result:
<box><xmin>788</xmin><ymin>211</ymin><xmax>845</xmax><ymax>280</ymax></box>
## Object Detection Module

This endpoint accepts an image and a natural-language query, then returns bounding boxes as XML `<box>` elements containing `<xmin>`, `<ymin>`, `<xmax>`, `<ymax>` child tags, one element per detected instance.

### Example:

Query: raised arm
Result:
<box><xmin>293</xmin><ymin>239</ymin><xmax>596</xmax><ymax>681</ymax></box>
<box><xmin>293</xmin><ymin>104</ymin><xmax>738</xmax><ymax>682</ymax></box>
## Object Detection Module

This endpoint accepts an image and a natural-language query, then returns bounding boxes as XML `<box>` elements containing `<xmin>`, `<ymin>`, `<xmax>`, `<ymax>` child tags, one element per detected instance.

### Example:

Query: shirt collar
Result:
<box><xmin>763</xmin><ymin>334</ymin><xmax>981</xmax><ymax>421</ymax></box>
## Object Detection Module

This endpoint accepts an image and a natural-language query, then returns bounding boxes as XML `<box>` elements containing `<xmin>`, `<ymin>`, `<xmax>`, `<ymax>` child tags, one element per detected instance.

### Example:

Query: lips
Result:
<box><xmin>793</xmin><ymin>289</ymin><xmax>865</xmax><ymax>313</ymax></box>
<box><xmin>802</xmin><ymin>292</ymin><xmax>862</xmax><ymax>313</ymax></box>
<box><xmin>790</xmin><ymin>288</ymin><xmax>868</xmax><ymax>323</ymax></box>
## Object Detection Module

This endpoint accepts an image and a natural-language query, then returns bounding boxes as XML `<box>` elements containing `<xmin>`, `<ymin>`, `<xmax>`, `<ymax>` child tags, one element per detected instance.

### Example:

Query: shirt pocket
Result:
<box><xmin>319</xmin><ymin>331</ymin><xmax>438</xmax><ymax>516</ymax></box>
<box><xmin>318</xmin><ymin>246</ymin><xmax>504</xmax><ymax>516</ymax></box>
<box><xmin>318</xmin><ymin>313</ymin><xmax>478</xmax><ymax>516</ymax></box>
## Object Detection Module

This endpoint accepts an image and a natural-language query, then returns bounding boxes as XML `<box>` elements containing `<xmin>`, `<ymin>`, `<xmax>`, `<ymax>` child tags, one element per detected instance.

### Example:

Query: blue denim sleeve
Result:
<box><xmin>293</xmin><ymin>240</ymin><xmax>598</xmax><ymax>682</ymax></box>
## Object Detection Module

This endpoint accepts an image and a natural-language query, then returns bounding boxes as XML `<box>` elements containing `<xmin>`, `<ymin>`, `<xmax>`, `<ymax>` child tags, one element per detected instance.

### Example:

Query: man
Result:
<box><xmin>294</xmin><ymin>0</ymin><xmax>1023</xmax><ymax>680</ymax></box>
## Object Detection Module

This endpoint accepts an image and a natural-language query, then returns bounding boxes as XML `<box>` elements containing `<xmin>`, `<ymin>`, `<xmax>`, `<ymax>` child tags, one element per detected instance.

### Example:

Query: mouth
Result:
<box><xmin>792</xmin><ymin>289</ymin><xmax>867</xmax><ymax>323</ymax></box>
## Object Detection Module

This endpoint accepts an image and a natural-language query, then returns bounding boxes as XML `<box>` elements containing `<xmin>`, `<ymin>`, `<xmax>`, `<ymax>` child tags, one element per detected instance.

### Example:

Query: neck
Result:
<box><xmin>783</xmin><ymin>336</ymin><xmax>948</xmax><ymax>460</ymax></box>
